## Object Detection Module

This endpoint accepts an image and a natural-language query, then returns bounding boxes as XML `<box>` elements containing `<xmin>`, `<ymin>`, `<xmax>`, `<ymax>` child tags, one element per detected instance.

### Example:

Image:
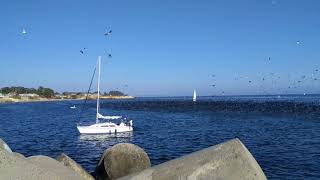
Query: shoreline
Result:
<box><xmin>0</xmin><ymin>96</ymin><xmax>135</xmax><ymax>104</ymax></box>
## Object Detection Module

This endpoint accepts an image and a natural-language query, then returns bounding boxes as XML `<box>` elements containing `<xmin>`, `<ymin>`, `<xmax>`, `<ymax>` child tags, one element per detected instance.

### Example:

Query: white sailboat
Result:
<box><xmin>193</xmin><ymin>89</ymin><xmax>197</xmax><ymax>102</ymax></box>
<box><xmin>77</xmin><ymin>56</ymin><xmax>133</xmax><ymax>134</ymax></box>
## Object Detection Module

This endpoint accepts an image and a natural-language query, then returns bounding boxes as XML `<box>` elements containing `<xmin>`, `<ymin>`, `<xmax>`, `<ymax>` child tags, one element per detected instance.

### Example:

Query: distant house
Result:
<box><xmin>19</xmin><ymin>93</ymin><xmax>40</xmax><ymax>97</ymax></box>
<box><xmin>55</xmin><ymin>94</ymin><xmax>67</xmax><ymax>99</ymax></box>
<box><xmin>0</xmin><ymin>93</ymin><xmax>4</xmax><ymax>98</ymax></box>
<box><xmin>19</xmin><ymin>93</ymin><xmax>40</xmax><ymax>100</ymax></box>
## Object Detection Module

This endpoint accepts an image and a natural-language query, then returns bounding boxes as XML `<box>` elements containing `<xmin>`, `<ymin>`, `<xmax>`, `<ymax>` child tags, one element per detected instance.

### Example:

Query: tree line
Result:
<box><xmin>0</xmin><ymin>86</ymin><xmax>55</xmax><ymax>98</ymax></box>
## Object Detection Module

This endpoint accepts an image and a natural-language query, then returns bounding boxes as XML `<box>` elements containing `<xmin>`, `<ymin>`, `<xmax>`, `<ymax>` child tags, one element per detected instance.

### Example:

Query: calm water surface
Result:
<box><xmin>0</xmin><ymin>95</ymin><xmax>320</xmax><ymax>179</ymax></box>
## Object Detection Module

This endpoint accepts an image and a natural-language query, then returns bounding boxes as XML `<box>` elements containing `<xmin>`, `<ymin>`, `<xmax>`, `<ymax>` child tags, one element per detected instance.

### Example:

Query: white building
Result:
<box><xmin>19</xmin><ymin>93</ymin><xmax>40</xmax><ymax>97</ymax></box>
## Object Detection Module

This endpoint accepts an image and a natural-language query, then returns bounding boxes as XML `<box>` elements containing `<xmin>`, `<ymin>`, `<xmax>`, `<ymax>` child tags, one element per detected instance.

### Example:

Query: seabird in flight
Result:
<box><xmin>104</xmin><ymin>29</ymin><xmax>112</xmax><ymax>36</ymax></box>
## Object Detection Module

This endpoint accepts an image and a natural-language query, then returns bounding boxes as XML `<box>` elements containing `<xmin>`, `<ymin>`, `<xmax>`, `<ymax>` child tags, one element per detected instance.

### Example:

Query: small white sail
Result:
<box><xmin>22</xmin><ymin>28</ymin><xmax>27</xmax><ymax>34</ymax></box>
<box><xmin>193</xmin><ymin>90</ymin><xmax>197</xmax><ymax>102</ymax></box>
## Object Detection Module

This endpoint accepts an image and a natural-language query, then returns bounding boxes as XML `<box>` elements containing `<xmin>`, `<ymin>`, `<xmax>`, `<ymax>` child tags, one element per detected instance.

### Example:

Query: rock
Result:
<box><xmin>120</xmin><ymin>138</ymin><xmax>267</xmax><ymax>180</ymax></box>
<box><xmin>13</xmin><ymin>152</ymin><xmax>25</xmax><ymax>159</ymax></box>
<box><xmin>27</xmin><ymin>155</ymin><xmax>86</xmax><ymax>180</ymax></box>
<box><xmin>0</xmin><ymin>138</ymin><xmax>12</xmax><ymax>153</ymax></box>
<box><xmin>0</xmin><ymin>150</ymin><xmax>63</xmax><ymax>180</ymax></box>
<box><xmin>96</xmin><ymin>143</ymin><xmax>151</xmax><ymax>180</ymax></box>
<box><xmin>56</xmin><ymin>153</ymin><xmax>94</xmax><ymax>180</ymax></box>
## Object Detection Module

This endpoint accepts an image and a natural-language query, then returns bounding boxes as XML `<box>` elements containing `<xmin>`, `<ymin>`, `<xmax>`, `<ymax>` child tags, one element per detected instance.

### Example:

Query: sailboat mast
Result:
<box><xmin>96</xmin><ymin>56</ymin><xmax>101</xmax><ymax>124</ymax></box>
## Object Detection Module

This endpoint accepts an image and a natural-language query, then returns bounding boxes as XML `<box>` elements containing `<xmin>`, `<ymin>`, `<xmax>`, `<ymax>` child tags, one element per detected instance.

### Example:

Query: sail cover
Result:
<box><xmin>97</xmin><ymin>113</ymin><xmax>122</xmax><ymax>120</ymax></box>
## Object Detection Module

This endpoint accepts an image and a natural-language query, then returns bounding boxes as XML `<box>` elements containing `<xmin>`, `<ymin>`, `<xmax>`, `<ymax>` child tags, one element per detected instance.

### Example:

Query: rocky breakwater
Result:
<box><xmin>1</xmin><ymin>138</ymin><xmax>267</xmax><ymax>180</ymax></box>
<box><xmin>0</xmin><ymin>138</ymin><xmax>94</xmax><ymax>180</ymax></box>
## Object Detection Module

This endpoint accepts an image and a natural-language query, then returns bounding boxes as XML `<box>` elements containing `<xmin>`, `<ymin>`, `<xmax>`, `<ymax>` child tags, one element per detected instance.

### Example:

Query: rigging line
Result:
<box><xmin>79</xmin><ymin>66</ymin><xmax>97</xmax><ymax>121</ymax></box>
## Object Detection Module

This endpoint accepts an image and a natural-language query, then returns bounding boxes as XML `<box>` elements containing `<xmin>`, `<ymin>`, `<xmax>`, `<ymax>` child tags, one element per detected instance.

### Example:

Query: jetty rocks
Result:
<box><xmin>0</xmin><ymin>138</ymin><xmax>267</xmax><ymax>180</ymax></box>
<box><xmin>0</xmin><ymin>138</ymin><xmax>94</xmax><ymax>180</ymax></box>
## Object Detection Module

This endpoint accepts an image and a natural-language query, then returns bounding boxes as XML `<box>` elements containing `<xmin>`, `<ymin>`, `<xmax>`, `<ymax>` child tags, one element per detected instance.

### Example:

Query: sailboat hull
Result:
<box><xmin>77</xmin><ymin>122</ymin><xmax>133</xmax><ymax>134</ymax></box>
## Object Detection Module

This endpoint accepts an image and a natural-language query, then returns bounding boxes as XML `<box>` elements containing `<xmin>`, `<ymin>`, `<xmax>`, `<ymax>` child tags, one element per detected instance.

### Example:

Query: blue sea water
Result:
<box><xmin>0</xmin><ymin>95</ymin><xmax>320</xmax><ymax>179</ymax></box>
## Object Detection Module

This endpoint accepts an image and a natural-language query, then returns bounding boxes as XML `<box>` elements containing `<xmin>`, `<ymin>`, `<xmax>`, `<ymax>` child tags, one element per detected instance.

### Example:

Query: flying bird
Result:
<box><xmin>80</xmin><ymin>48</ymin><xmax>86</xmax><ymax>54</ymax></box>
<box><xmin>104</xmin><ymin>29</ymin><xmax>112</xmax><ymax>36</ymax></box>
<box><xmin>108</xmin><ymin>54</ymin><xmax>112</xmax><ymax>58</ymax></box>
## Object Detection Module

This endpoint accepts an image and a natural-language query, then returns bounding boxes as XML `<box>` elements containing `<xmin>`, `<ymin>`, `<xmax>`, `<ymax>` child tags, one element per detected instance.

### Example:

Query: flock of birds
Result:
<box><xmin>19</xmin><ymin>0</ymin><xmax>317</xmax><ymax>96</ymax></box>
<box><xmin>208</xmin><ymin>65</ymin><xmax>320</xmax><ymax>96</ymax></box>
<box><xmin>21</xmin><ymin>27</ymin><xmax>113</xmax><ymax>57</ymax></box>
<box><xmin>79</xmin><ymin>28</ymin><xmax>113</xmax><ymax>58</ymax></box>
<box><xmin>21</xmin><ymin>26</ymin><xmax>130</xmax><ymax>92</ymax></box>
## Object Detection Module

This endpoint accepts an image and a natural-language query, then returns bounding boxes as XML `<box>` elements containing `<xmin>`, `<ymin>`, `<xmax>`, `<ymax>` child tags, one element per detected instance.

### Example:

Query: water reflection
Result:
<box><xmin>79</xmin><ymin>132</ymin><xmax>133</xmax><ymax>142</ymax></box>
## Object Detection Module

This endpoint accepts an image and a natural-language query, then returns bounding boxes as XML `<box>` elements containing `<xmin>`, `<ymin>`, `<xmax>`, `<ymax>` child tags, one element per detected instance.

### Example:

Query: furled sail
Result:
<box><xmin>97</xmin><ymin>113</ymin><xmax>122</xmax><ymax>120</ymax></box>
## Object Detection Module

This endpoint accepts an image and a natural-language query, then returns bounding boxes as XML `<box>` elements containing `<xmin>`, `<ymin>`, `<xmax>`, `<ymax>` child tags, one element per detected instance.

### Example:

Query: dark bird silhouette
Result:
<box><xmin>80</xmin><ymin>48</ymin><xmax>86</xmax><ymax>54</ymax></box>
<box><xmin>104</xmin><ymin>30</ymin><xmax>112</xmax><ymax>36</ymax></box>
<box><xmin>108</xmin><ymin>54</ymin><xmax>112</xmax><ymax>58</ymax></box>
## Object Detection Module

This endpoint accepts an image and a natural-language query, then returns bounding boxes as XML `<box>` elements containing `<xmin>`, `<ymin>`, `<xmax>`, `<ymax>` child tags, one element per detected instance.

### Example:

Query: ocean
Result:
<box><xmin>0</xmin><ymin>95</ymin><xmax>319</xmax><ymax>179</ymax></box>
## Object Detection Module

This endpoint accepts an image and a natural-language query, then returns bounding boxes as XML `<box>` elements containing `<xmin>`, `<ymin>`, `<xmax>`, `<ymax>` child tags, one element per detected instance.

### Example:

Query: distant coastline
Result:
<box><xmin>0</xmin><ymin>95</ymin><xmax>134</xmax><ymax>104</ymax></box>
<box><xmin>0</xmin><ymin>86</ymin><xmax>134</xmax><ymax>103</ymax></box>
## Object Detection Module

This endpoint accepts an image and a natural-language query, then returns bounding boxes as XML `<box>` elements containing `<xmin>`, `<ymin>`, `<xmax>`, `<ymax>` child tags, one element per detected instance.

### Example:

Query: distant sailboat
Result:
<box><xmin>21</xmin><ymin>28</ymin><xmax>27</xmax><ymax>34</ymax></box>
<box><xmin>70</xmin><ymin>105</ymin><xmax>76</xmax><ymax>109</ymax></box>
<box><xmin>193</xmin><ymin>89</ymin><xmax>197</xmax><ymax>102</ymax></box>
<box><xmin>77</xmin><ymin>56</ymin><xmax>133</xmax><ymax>134</ymax></box>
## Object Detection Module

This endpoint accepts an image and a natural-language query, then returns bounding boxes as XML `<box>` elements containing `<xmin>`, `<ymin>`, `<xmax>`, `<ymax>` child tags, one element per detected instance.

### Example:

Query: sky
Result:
<box><xmin>0</xmin><ymin>0</ymin><xmax>320</xmax><ymax>97</ymax></box>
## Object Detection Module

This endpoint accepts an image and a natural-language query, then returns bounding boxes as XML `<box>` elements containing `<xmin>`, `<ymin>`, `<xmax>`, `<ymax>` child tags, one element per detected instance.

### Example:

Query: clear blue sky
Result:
<box><xmin>1</xmin><ymin>0</ymin><xmax>320</xmax><ymax>96</ymax></box>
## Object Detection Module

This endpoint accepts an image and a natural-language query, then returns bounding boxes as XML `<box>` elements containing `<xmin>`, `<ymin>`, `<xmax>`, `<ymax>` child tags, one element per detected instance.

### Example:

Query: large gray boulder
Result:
<box><xmin>0</xmin><ymin>138</ymin><xmax>12</xmax><ymax>153</ymax></box>
<box><xmin>0</xmin><ymin>138</ymin><xmax>86</xmax><ymax>180</ymax></box>
<box><xmin>0</xmin><ymin>150</ymin><xmax>64</xmax><ymax>180</ymax></box>
<box><xmin>27</xmin><ymin>155</ymin><xmax>87</xmax><ymax>180</ymax></box>
<box><xmin>96</xmin><ymin>143</ymin><xmax>151</xmax><ymax>180</ymax></box>
<box><xmin>56</xmin><ymin>153</ymin><xmax>94</xmax><ymax>180</ymax></box>
<box><xmin>120</xmin><ymin>138</ymin><xmax>267</xmax><ymax>180</ymax></box>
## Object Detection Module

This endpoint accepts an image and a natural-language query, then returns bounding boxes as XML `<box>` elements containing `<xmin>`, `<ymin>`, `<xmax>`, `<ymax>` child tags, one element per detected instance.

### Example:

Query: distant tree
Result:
<box><xmin>37</xmin><ymin>86</ymin><xmax>54</xmax><ymax>98</ymax></box>
<box><xmin>27</xmin><ymin>88</ymin><xmax>37</xmax><ymax>94</ymax></box>
<box><xmin>107</xmin><ymin>90</ymin><xmax>126</xmax><ymax>96</ymax></box>
<box><xmin>1</xmin><ymin>86</ymin><xmax>56</xmax><ymax>98</ymax></box>
<box><xmin>1</xmin><ymin>87</ymin><xmax>11</xmax><ymax>94</ymax></box>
